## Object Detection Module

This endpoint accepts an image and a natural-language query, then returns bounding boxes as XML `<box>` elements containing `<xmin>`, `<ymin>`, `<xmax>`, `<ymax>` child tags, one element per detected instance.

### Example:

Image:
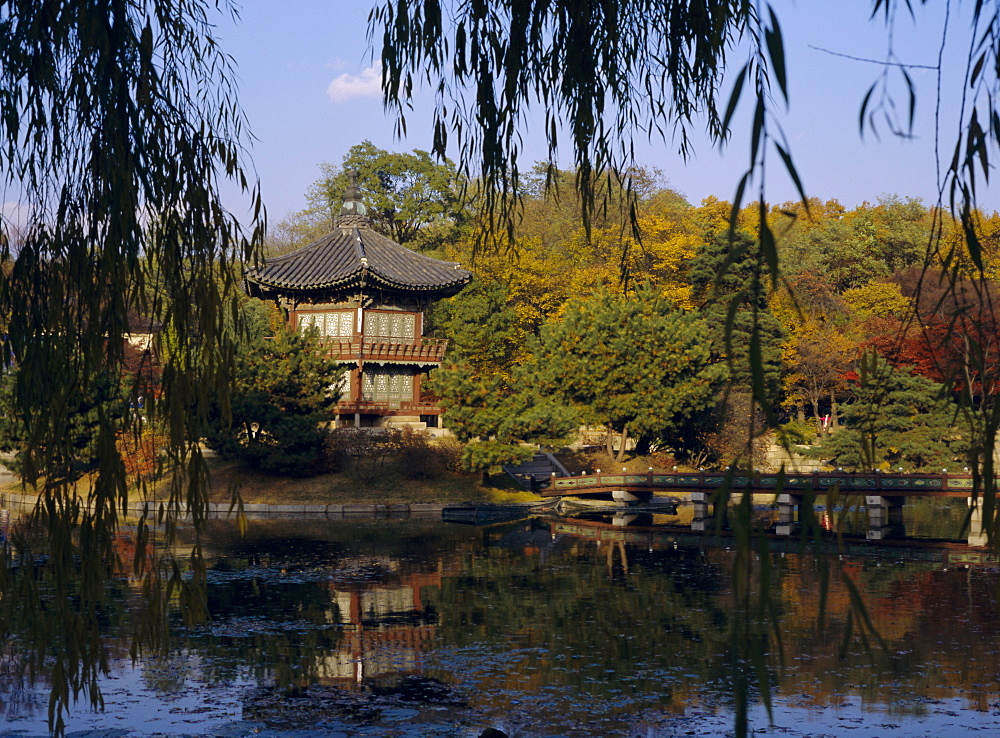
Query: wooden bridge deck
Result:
<box><xmin>543</xmin><ymin>470</ymin><xmax>981</xmax><ymax>498</ymax></box>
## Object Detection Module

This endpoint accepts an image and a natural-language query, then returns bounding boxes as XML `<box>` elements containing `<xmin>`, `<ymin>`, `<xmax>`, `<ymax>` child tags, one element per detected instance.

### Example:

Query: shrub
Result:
<box><xmin>432</xmin><ymin>436</ymin><xmax>465</xmax><ymax>473</ymax></box>
<box><xmin>396</xmin><ymin>428</ymin><xmax>440</xmax><ymax>479</ymax></box>
<box><xmin>325</xmin><ymin>427</ymin><xmax>401</xmax><ymax>482</ymax></box>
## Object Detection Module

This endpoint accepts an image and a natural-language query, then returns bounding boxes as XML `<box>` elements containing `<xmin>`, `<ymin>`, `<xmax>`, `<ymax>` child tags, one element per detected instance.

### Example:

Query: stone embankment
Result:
<box><xmin>1</xmin><ymin>491</ymin><xmax>445</xmax><ymax>520</ymax></box>
<box><xmin>764</xmin><ymin>440</ymin><xmax>824</xmax><ymax>472</ymax></box>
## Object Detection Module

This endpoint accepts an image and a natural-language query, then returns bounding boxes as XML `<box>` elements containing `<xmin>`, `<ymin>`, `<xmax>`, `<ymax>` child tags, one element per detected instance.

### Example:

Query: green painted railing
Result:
<box><xmin>544</xmin><ymin>470</ymin><xmax>981</xmax><ymax>497</ymax></box>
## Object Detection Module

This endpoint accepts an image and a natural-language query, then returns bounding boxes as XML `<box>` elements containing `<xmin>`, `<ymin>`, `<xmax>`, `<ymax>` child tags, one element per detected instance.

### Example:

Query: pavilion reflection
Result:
<box><xmin>319</xmin><ymin>566</ymin><xmax>443</xmax><ymax>686</ymax></box>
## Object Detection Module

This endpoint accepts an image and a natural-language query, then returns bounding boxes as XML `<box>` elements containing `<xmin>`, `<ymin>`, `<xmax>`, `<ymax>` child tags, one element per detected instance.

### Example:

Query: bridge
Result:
<box><xmin>542</xmin><ymin>469</ymin><xmax>992</xmax><ymax>546</ymax></box>
<box><xmin>543</xmin><ymin>469</ymin><xmax>978</xmax><ymax>497</ymax></box>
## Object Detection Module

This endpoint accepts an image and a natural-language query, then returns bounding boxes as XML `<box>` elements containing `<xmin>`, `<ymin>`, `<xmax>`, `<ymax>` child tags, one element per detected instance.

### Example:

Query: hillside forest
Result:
<box><xmin>243</xmin><ymin>141</ymin><xmax>1000</xmax><ymax>476</ymax></box>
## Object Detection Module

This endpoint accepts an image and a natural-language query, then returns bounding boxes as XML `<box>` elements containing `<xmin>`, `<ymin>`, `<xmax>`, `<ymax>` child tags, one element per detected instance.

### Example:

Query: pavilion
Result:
<box><xmin>244</xmin><ymin>174</ymin><xmax>473</xmax><ymax>429</ymax></box>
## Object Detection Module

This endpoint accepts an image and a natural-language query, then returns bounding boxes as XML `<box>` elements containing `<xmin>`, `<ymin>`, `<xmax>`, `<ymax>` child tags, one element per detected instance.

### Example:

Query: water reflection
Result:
<box><xmin>2</xmin><ymin>516</ymin><xmax>1000</xmax><ymax>736</ymax></box>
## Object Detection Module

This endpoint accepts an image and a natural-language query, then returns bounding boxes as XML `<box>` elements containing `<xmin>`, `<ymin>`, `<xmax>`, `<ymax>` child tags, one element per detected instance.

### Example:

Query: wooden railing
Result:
<box><xmin>336</xmin><ymin>399</ymin><xmax>441</xmax><ymax>415</ymax></box>
<box><xmin>322</xmin><ymin>337</ymin><xmax>449</xmax><ymax>363</ymax></box>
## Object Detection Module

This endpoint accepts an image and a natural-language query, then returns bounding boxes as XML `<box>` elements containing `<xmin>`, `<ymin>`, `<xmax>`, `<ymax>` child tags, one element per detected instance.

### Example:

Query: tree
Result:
<box><xmin>116</xmin><ymin>421</ymin><xmax>168</xmax><ymax>496</ymax></box>
<box><xmin>858</xmin><ymin>268</ymin><xmax>1000</xmax><ymax>398</ymax></box>
<box><xmin>690</xmin><ymin>225</ymin><xmax>786</xmax><ymax>402</ymax></box>
<box><xmin>818</xmin><ymin>352</ymin><xmax>967</xmax><ymax>472</ymax></box>
<box><xmin>436</xmin><ymin>164</ymin><xmax>701</xmax><ymax>336</ymax></box>
<box><xmin>424</xmin><ymin>278</ymin><xmax>528</xmax><ymax>381</ymax></box>
<box><xmin>432</xmin><ymin>366</ymin><xmax>579</xmax><ymax>477</ymax></box>
<box><xmin>534</xmin><ymin>285</ymin><xmax>727</xmax><ymax>462</ymax></box>
<box><xmin>305</xmin><ymin>140</ymin><xmax>464</xmax><ymax>251</ymax></box>
<box><xmin>842</xmin><ymin>281</ymin><xmax>911</xmax><ymax>319</ymax></box>
<box><xmin>204</xmin><ymin>328</ymin><xmax>342</xmax><ymax>477</ymax></box>
<box><xmin>0</xmin><ymin>364</ymin><xmax>127</xmax><ymax>482</ymax></box>
<box><xmin>428</xmin><ymin>281</ymin><xmax>578</xmax><ymax>476</ymax></box>
<box><xmin>0</xmin><ymin>1</ymin><xmax>263</xmax><ymax>730</ymax></box>
<box><xmin>772</xmin><ymin>198</ymin><xmax>851</xmax><ymax>287</ymax></box>
<box><xmin>262</xmin><ymin>209</ymin><xmax>333</xmax><ymax>257</ymax></box>
<box><xmin>813</xmin><ymin>197</ymin><xmax>931</xmax><ymax>292</ymax></box>
<box><xmin>636</xmin><ymin>188</ymin><xmax>702</xmax><ymax>308</ymax></box>
<box><xmin>783</xmin><ymin>325</ymin><xmax>856</xmax><ymax>435</ymax></box>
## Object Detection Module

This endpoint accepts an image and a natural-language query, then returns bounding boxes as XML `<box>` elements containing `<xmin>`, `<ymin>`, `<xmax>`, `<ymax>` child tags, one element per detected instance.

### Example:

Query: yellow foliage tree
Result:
<box><xmin>842</xmin><ymin>281</ymin><xmax>911</xmax><ymax>319</ymax></box>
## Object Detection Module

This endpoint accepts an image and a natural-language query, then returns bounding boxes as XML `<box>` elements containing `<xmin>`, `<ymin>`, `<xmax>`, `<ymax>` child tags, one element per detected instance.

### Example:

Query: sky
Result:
<box><xmin>216</xmin><ymin>1</ymin><xmax>993</xmax><ymax>226</ymax></box>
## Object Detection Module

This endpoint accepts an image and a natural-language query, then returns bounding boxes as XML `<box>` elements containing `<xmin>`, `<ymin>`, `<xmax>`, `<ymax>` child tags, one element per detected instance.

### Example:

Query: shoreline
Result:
<box><xmin>1</xmin><ymin>489</ymin><xmax>448</xmax><ymax>520</ymax></box>
<box><xmin>0</xmin><ymin>454</ymin><xmax>543</xmax><ymax>520</ymax></box>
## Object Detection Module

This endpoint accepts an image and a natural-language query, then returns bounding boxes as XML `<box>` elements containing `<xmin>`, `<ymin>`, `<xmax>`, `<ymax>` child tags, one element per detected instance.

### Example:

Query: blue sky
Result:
<box><xmin>218</xmin><ymin>1</ymin><xmax>990</xmax><ymax>224</ymax></box>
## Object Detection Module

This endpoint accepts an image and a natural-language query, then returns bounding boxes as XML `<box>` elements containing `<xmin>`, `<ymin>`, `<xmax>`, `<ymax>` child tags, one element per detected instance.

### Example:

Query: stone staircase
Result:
<box><xmin>763</xmin><ymin>440</ymin><xmax>824</xmax><ymax>472</ymax></box>
<box><xmin>503</xmin><ymin>452</ymin><xmax>570</xmax><ymax>491</ymax></box>
<box><xmin>381</xmin><ymin>415</ymin><xmax>428</xmax><ymax>431</ymax></box>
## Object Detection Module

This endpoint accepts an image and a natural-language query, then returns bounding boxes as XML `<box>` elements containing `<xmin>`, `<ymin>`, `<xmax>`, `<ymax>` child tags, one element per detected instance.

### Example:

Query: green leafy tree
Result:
<box><xmin>436</xmin><ymin>369</ymin><xmax>579</xmax><ymax>478</ymax></box>
<box><xmin>771</xmin><ymin>198</ymin><xmax>849</xmax><ymax>279</ymax></box>
<box><xmin>425</xmin><ymin>278</ymin><xmax>528</xmax><ymax>379</ymax></box>
<box><xmin>535</xmin><ymin>285</ymin><xmax>727</xmax><ymax>462</ymax></box>
<box><xmin>429</xmin><ymin>282</ymin><xmax>577</xmax><ymax>477</ymax></box>
<box><xmin>690</xmin><ymin>227</ymin><xmax>786</xmax><ymax>399</ymax></box>
<box><xmin>818</xmin><ymin>352</ymin><xmax>967</xmax><ymax>472</ymax></box>
<box><xmin>773</xmin><ymin>197</ymin><xmax>930</xmax><ymax>293</ymax></box>
<box><xmin>831</xmin><ymin>196</ymin><xmax>929</xmax><ymax>291</ymax></box>
<box><xmin>306</xmin><ymin>140</ymin><xmax>465</xmax><ymax>251</ymax></box>
<box><xmin>204</xmin><ymin>328</ymin><xmax>342</xmax><ymax>477</ymax></box>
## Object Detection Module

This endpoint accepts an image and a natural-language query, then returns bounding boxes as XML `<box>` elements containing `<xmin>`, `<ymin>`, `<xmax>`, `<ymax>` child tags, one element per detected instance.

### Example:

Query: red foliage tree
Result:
<box><xmin>863</xmin><ymin>268</ymin><xmax>1000</xmax><ymax>397</ymax></box>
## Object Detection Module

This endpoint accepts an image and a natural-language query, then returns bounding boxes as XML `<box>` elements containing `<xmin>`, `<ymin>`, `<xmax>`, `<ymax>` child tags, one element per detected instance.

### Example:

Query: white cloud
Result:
<box><xmin>326</xmin><ymin>65</ymin><xmax>382</xmax><ymax>103</ymax></box>
<box><xmin>325</xmin><ymin>56</ymin><xmax>351</xmax><ymax>72</ymax></box>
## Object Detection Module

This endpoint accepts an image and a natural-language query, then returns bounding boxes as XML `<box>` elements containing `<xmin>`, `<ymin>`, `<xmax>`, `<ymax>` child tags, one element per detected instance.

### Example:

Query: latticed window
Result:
<box><xmin>363</xmin><ymin>311</ymin><xmax>415</xmax><ymax>339</ymax></box>
<box><xmin>299</xmin><ymin>311</ymin><xmax>354</xmax><ymax>337</ymax></box>
<box><xmin>361</xmin><ymin>367</ymin><xmax>414</xmax><ymax>404</ymax></box>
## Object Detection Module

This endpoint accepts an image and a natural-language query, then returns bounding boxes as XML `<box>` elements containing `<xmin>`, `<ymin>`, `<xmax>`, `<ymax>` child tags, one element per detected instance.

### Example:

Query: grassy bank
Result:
<box><xmin>0</xmin><ymin>455</ymin><xmax>541</xmax><ymax>507</ymax></box>
<box><xmin>0</xmin><ymin>446</ymin><xmax>685</xmax><ymax>509</ymax></box>
<box><xmin>203</xmin><ymin>455</ymin><xmax>539</xmax><ymax>506</ymax></box>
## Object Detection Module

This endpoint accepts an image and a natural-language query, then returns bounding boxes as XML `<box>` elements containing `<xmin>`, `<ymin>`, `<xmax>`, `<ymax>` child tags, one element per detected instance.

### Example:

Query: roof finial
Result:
<box><xmin>338</xmin><ymin>169</ymin><xmax>369</xmax><ymax>229</ymax></box>
<box><xmin>345</xmin><ymin>170</ymin><xmax>361</xmax><ymax>201</ymax></box>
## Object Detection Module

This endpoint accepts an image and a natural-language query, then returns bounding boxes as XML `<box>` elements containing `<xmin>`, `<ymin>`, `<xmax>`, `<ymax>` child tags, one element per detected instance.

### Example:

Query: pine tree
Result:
<box><xmin>819</xmin><ymin>352</ymin><xmax>967</xmax><ymax>472</ymax></box>
<box><xmin>535</xmin><ymin>284</ymin><xmax>727</xmax><ymax>462</ymax></box>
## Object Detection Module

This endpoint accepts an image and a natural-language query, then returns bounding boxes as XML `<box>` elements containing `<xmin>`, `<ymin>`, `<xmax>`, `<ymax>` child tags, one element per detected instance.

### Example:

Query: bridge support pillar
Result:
<box><xmin>775</xmin><ymin>493</ymin><xmax>801</xmax><ymax>536</ymax></box>
<box><xmin>612</xmin><ymin>490</ymin><xmax>643</xmax><ymax>507</ymax></box>
<box><xmin>968</xmin><ymin>498</ymin><xmax>990</xmax><ymax>547</ymax></box>
<box><xmin>612</xmin><ymin>513</ymin><xmax>639</xmax><ymax>527</ymax></box>
<box><xmin>866</xmin><ymin>495</ymin><xmax>905</xmax><ymax>540</ymax></box>
<box><xmin>691</xmin><ymin>491</ymin><xmax>711</xmax><ymax>531</ymax></box>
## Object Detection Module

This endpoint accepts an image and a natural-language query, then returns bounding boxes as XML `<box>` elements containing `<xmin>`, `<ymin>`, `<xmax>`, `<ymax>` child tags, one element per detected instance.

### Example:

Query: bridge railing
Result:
<box><xmin>546</xmin><ymin>470</ymin><xmax>978</xmax><ymax>497</ymax></box>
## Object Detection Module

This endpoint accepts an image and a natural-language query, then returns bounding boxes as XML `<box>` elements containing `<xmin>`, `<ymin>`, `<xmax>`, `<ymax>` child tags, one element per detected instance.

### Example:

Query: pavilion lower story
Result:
<box><xmin>334</xmin><ymin>363</ymin><xmax>443</xmax><ymax>431</ymax></box>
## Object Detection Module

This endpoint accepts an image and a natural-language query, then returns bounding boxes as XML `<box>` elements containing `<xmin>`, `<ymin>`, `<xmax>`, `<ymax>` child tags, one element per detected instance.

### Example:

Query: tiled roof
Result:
<box><xmin>245</xmin><ymin>226</ymin><xmax>473</xmax><ymax>297</ymax></box>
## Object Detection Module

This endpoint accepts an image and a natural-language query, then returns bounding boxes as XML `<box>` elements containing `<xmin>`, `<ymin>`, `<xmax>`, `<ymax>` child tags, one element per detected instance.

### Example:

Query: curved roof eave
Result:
<box><xmin>249</xmin><ymin>268</ymin><xmax>471</xmax><ymax>294</ymax></box>
<box><xmin>243</xmin><ymin>222</ymin><xmax>474</xmax><ymax>296</ymax></box>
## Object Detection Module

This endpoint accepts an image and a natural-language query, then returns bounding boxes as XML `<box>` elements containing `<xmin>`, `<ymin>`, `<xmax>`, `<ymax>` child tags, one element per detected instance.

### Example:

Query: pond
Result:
<box><xmin>1</xmin><ymin>506</ymin><xmax>999</xmax><ymax>737</ymax></box>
